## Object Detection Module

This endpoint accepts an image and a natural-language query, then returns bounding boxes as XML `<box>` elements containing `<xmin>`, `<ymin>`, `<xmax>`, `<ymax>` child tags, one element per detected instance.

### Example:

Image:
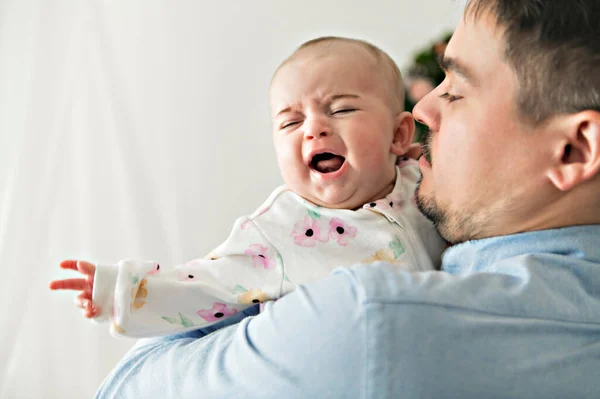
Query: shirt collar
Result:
<box><xmin>442</xmin><ymin>224</ymin><xmax>600</xmax><ymax>274</ymax></box>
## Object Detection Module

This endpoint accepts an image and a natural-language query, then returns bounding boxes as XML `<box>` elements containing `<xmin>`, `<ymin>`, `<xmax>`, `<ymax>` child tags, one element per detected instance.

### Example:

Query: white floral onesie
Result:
<box><xmin>92</xmin><ymin>161</ymin><xmax>446</xmax><ymax>337</ymax></box>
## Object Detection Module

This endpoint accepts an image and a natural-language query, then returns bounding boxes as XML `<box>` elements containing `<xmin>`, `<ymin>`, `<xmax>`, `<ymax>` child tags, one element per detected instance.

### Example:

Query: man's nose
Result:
<box><xmin>303</xmin><ymin>116</ymin><xmax>330</xmax><ymax>140</ymax></box>
<box><xmin>412</xmin><ymin>89</ymin><xmax>440</xmax><ymax>132</ymax></box>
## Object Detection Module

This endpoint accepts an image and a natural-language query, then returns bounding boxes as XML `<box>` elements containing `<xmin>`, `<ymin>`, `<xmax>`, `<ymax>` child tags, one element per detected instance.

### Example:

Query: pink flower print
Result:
<box><xmin>196</xmin><ymin>302</ymin><xmax>238</xmax><ymax>322</ymax></box>
<box><xmin>244</xmin><ymin>244</ymin><xmax>276</xmax><ymax>270</ymax></box>
<box><xmin>291</xmin><ymin>216</ymin><xmax>329</xmax><ymax>247</ymax></box>
<box><xmin>240</xmin><ymin>217</ymin><xmax>251</xmax><ymax>230</ymax></box>
<box><xmin>363</xmin><ymin>199</ymin><xmax>394</xmax><ymax>210</ymax></box>
<box><xmin>146</xmin><ymin>262</ymin><xmax>161</xmax><ymax>276</ymax></box>
<box><xmin>328</xmin><ymin>217</ymin><xmax>357</xmax><ymax>246</ymax></box>
<box><xmin>389</xmin><ymin>191</ymin><xmax>405</xmax><ymax>208</ymax></box>
<box><xmin>372</xmin><ymin>199</ymin><xmax>393</xmax><ymax>210</ymax></box>
<box><xmin>178</xmin><ymin>269</ymin><xmax>200</xmax><ymax>281</ymax></box>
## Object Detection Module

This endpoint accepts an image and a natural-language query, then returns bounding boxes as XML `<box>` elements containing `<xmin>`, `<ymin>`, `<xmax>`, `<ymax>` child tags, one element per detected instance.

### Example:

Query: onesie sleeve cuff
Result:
<box><xmin>92</xmin><ymin>263</ymin><xmax>119</xmax><ymax>323</ymax></box>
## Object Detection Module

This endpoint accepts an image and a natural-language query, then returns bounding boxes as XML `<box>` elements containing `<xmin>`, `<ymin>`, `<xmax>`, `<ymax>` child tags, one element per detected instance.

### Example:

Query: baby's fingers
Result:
<box><xmin>75</xmin><ymin>293</ymin><xmax>100</xmax><ymax>318</ymax></box>
<box><xmin>60</xmin><ymin>260</ymin><xmax>96</xmax><ymax>276</ymax></box>
<box><xmin>84</xmin><ymin>306</ymin><xmax>100</xmax><ymax>318</ymax></box>
<box><xmin>49</xmin><ymin>278</ymin><xmax>87</xmax><ymax>291</ymax></box>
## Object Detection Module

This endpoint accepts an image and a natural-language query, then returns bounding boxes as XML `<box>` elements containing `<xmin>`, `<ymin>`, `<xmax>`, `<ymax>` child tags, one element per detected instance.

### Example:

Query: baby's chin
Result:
<box><xmin>298</xmin><ymin>187</ymin><xmax>365</xmax><ymax>210</ymax></box>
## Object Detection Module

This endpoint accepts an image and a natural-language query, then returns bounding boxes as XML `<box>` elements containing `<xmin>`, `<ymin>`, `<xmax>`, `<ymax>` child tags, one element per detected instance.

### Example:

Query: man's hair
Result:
<box><xmin>465</xmin><ymin>0</ymin><xmax>600</xmax><ymax>124</ymax></box>
<box><xmin>272</xmin><ymin>36</ymin><xmax>405</xmax><ymax>111</ymax></box>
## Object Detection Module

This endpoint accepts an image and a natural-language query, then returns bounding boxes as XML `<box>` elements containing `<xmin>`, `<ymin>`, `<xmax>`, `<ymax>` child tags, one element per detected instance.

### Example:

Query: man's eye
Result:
<box><xmin>332</xmin><ymin>108</ymin><xmax>356</xmax><ymax>115</ymax></box>
<box><xmin>439</xmin><ymin>92</ymin><xmax>463</xmax><ymax>103</ymax></box>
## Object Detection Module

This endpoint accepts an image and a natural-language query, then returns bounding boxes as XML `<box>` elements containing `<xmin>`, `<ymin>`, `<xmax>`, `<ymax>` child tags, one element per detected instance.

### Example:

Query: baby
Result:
<box><xmin>50</xmin><ymin>37</ymin><xmax>446</xmax><ymax>337</ymax></box>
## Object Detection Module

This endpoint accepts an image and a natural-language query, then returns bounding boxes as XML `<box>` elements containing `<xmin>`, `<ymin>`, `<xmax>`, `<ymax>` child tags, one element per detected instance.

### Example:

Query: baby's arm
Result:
<box><xmin>52</xmin><ymin>217</ymin><xmax>285</xmax><ymax>338</ymax></box>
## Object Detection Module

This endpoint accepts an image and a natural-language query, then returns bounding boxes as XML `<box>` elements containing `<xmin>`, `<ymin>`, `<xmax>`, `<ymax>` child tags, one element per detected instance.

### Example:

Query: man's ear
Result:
<box><xmin>547</xmin><ymin>110</ymin><xmax>600</xmax><ymax>191</ymax></box>
<box><xmin>390</xmin><ymin>112</ymin><xmax>416</xmax><ymax>156</ymax></box>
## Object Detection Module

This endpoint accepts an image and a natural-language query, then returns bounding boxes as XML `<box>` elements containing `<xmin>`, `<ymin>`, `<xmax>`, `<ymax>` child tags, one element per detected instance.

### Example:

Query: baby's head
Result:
<box><xmin>270</xmin><ymin>37</ymin><xmax>414</xmax><ymax>210</ymax></box>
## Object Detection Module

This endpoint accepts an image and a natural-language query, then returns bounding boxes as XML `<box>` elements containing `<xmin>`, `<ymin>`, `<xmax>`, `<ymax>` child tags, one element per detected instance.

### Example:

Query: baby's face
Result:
<box><xmin>270</xmin><ymin>45</ymin><xmax>401</xmax><ymax>209</ymax></box>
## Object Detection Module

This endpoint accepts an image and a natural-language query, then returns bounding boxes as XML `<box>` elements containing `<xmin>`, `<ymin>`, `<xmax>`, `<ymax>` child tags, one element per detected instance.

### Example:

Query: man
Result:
<box><xmin>96</xmin><ymin>1</ymin><xmax>600</xmax><ymax>397</ymax></box>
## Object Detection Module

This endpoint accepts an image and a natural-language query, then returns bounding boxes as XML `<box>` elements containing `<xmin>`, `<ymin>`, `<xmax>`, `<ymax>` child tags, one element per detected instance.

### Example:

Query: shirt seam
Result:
<box><xmin>363</xmin><ymin>298</ymin><xmax>600</xmax><ymax>326</ymax></box>
<box><xmin>246</xmin><ymin>185</ymin><xmax>291</xmax><ymax>221</ymax></box>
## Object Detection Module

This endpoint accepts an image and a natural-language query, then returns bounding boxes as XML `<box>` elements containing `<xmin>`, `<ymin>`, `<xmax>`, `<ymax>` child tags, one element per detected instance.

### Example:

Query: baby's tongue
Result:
<box><xmin>315</xmin><ymin>156</ymin><xmax>344</xmax><ymax>173</ymax></box>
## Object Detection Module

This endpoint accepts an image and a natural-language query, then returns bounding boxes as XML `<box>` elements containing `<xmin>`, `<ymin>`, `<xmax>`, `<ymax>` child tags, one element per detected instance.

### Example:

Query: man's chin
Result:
<box><xmin>415</xmin><ymin>194</ymin><xmax>436</xmax><ymax>224</ymax></box>
<box><xmin>414</xmin><ymin>182</ymin><xmax>443</xmax><ymax>228</ymax></box>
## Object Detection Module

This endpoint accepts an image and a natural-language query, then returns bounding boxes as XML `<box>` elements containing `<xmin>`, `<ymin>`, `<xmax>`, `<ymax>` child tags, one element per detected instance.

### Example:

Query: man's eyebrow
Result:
<box><xmin>438</xmin><ymin>55</ymin><xmax>477</xmax><ymax>85</ymax></box>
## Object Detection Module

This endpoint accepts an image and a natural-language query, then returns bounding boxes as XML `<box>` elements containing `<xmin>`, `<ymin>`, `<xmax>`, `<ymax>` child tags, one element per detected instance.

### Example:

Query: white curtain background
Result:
<box><xmin>0</xmin><ymin>1</ymin><xmax>461</xmax><ymax>397</ymax></box>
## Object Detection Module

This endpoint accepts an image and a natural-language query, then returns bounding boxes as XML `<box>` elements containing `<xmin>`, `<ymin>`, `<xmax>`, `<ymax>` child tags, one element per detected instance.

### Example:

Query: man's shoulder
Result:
<box><xmin>341</xmin><ymin>263</ymin><xmax>471</xmax><ymax>307</ymax></box>
<box><xmin>340</xmin><ymin>258</ymin><xmax>600</xmax><ymax>398</ymax></box>
<box><xmin>348</xmin><ymin>253</ymin><xmax>600</xmax><ymax>324</ymax></box>
<box><xmin>342</xmin><ymin>260</ymin><xmax>540</xmax><ymax>319</ymax></box>
<box><xmin>255</xmin><ymin>249</ymin><xmax>600</xmax><ymax>398</ymax></box>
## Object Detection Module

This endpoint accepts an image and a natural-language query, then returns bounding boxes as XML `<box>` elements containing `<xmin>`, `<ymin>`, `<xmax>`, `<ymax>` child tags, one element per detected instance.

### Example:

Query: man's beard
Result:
<box><xmin>415</xmin><ymin>176</ymin><xmax>446</xmax><ymax>233</ymax></box>
<box><xmin>414</xmin><ymin>129</ymin><xmax>491</xmax><ymax>245</ymax></box>
<box><xmin>416</xmin><ymin>175</ymin><xmax>486</xmax><ymax>245</ymax></box>
<box><xmin>415</xmin><ymin>127</ymin><xmax>443</xmax><ymax>232</ymax></box>
<box><xmin>420</xmin><ymin>128</ymin><xmax>433</xmax><ymax>165</ymax></box>
<box><xmin>415</xmin><ymin>129</ymin><xmax>454</xmax><ymax>245</ymax></box>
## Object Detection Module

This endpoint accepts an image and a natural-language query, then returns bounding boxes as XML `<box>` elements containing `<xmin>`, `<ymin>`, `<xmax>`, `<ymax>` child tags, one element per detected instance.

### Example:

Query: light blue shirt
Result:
<box><xmin>96</xmin><ymin>225</ymin><xmax>600</xmax><ymax>398</ymax></box>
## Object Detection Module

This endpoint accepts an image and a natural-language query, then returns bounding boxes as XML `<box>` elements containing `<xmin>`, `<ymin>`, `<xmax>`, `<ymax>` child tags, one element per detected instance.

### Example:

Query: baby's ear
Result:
<box><xmin>390</xmin><ymin>112</ymin><xmax>415</xmax><ymax>156</ymax></box>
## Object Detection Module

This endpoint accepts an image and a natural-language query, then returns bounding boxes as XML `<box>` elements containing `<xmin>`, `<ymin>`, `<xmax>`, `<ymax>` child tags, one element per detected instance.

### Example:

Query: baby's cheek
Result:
<box><xmin>355</xmin><ymin>134</ymin><xmax>386</xmax><ymax>155</ymax></box>
<box><xmin>360</xmin><ymin>149</ymin><xmax>393</xmax><ymax>172</ymax></box>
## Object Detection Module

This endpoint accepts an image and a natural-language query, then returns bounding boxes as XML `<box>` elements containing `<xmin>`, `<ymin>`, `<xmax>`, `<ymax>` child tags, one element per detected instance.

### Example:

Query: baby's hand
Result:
<box><xmin>49</xmin><ymin>260</ymin><xmax>100</xmax><ymax>318</ymax></box>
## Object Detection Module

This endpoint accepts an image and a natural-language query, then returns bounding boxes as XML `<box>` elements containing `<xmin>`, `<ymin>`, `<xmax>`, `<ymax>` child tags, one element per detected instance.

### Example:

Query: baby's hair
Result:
<box><xmin>273</xmin><ymin>36</ymin><xmax>405</xmax><ymax>112</ymax></box>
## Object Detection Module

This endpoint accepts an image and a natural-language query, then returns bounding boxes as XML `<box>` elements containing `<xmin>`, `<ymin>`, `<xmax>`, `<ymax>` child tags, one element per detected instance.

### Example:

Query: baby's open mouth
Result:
<box><xmin>310</xmin><ymin>152</ymin><xmax>345</xmax><ymax>174</ymax></box>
